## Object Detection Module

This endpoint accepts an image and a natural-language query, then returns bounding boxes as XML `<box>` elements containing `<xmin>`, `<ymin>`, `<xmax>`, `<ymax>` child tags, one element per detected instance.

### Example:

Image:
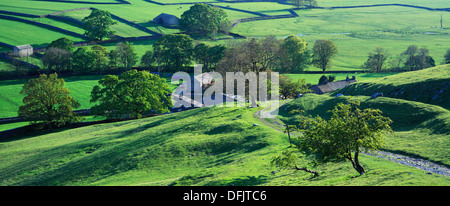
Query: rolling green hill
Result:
<box><xmin>279</xmin><ymin>66</ymin><xmax>450</xmax><ymax>166</ymax></box>
<box><xmin>279</xmin><ymin>93</ymin><xmax>450</xmax><ymax>165</ymax></box>
<box><xmin>1</xmin><ymin>105</ymin><xmax>449</xmax><ymax>186</ymax></box>
<box><xmin>333</xmin><ymin>65</ymin><xmax>450</xmax><ymax>109</ymax></box>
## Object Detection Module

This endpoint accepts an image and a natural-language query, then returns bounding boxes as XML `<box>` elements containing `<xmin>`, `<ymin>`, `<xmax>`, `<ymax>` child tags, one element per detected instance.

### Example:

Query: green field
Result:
<box><xmin>1</xmin><ymin>0</ymin><xmax>448</xmax><ymax>71</ymax></box>
<box><xmin>0</xmin><ymin>0</ymin><xmax>449</xmax><ymax>187</ymax></box>
<box><xmin>1</xmin><ymin>104</ymin><xmax>449</xmax><ymax>186</ymax></box>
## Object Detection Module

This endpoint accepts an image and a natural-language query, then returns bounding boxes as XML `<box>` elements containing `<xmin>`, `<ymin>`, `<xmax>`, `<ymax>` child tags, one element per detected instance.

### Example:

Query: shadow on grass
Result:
<box><xmin>205</xmin><ymin>175</ymin><xmax>270</xmax><ymax>186</ymax></box>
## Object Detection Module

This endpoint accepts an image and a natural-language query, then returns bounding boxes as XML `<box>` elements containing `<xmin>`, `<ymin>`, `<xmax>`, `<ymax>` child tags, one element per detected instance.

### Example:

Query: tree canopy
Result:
<box><xmin>47</xmin><ymin>37</ymin><xmax>74</xmax><ymax>52</ymax></box>
<box><xmin>272</xmin><ymin>100</ymin><xmax>393</xmax><ymax>176</ymax></box>
<box><xmin>364</xmin><ymin>47</ymin><xmax>389</xmax><ymax>73</ymax></box>
<box><xmin>18</xmin><ymin>73</ymin><xmax>81</xmax><ymax>130</ymax></box>
<box><xmin>179</xmin><ymin>3</ymin><xmax>230</xmax><ymax>37</ymax></box>
<box><xmin>153</xmin><ymin>34</ymin><xmax>194</xmax><ymax>72</ymax></box>
<box><xmin>90</xmin><ymin>70</ymin><xmax>172</xmax><ymax>119</ymax></box>
<box><xmin>278</xmin><ymin>34</ymin><xmax>310</xmax><ymax>73</ymax></box>
<box><xmin>279</xmin><ymin>75</ymin><xmax>310</xmax><ymax>99</ymax></box>
<box><xmin>298</xmin><ymin>100</ymin><xmax>392</xmax><ymax>175</ymax></box>
<box><xmin>82</xmin><ymin>9</ymin><xmax>117</xmax><ymax>41</ymax></box>
<box><xmin>312</xmin><ymin>39</ymin><xmax>338</xmax><ymax>73</ymax></box>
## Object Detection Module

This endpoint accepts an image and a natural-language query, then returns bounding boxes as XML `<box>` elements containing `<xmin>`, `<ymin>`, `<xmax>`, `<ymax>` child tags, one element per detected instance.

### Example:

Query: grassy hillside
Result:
<box><xmin>1</xmin><ymin>105</ymin><xmax>449</xmax><ymax>186</ymax></box>
<box><xmin>278</xmin><ymin>93</ymin><xmax>450</xmax><ymax>166</ymax></box>
<box><xmin>333</xmin><ymin>65</ymin><xmax>450</xmax><ymax>109</ymax></box>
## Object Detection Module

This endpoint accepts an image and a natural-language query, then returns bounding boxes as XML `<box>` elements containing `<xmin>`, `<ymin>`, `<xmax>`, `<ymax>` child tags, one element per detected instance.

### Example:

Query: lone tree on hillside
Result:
<box><xmin>272</xmin><ymin>100</ymin><xmax>392</xmax><ymax>176</ymax></box>
<box><xmin>90</xmin><ymin>70</ymin><xmax>172</xmax><ymax>119</ymax></box>
<box><xmin>82</xmin><ymin>9</ymin><xmax>117</xmax><ymax>41</ymax></box>
<box><xmin>364</xmin><ymin>47</ymin><xmax>389</xmax><ymax>73</ymax></box>
<box><xmin>312</xmin><ymin>39</ymin><xmax>338</xmax><ymax>73</ymax></box>
<box><xmin>179</xmin><ymin>3</ymin><xmax>230</xmax><ymax>38</ymax></box>
<box><xmin>18</xmin><ymin>73</ymin><xmax>81</xmax><ymax>130</ymax></box>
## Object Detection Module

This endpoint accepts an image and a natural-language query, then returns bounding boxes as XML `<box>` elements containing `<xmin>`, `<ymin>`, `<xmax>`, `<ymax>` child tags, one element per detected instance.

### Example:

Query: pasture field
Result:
<box><xmin>0</xmin><ymin>0</ymin><xmax>448</xmax><ymax>70</ymax></box>
<box><xmin>0</xmin><ymin>104</ymin><xmax>449</xmax><ymax>186</ymax></box>
<box><xmin>0</xmin><ymin>18</ymin><xmax>85</xmax><ymax>50</ymax></box>
<box><xmin>0</xmin><ymin>0</ymin><xmax>449</xmax><ymax>187</ymax></box>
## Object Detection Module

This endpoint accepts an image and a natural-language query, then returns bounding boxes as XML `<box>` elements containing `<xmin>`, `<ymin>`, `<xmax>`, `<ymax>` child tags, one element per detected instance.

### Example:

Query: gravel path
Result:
<box><xmin>362</xmin><ymin>150</ymin><xmax>450</xmax><ymax>177</ymax></box>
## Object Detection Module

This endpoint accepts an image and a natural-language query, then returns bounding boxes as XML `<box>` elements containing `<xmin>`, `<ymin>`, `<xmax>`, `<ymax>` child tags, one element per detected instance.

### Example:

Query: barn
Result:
<box><xmin>153</xmin><ymin>13</ymin><xmax>179</xmax><ymax>27</ymax></box>
<box><xmin>12</xmin><ymin>44</ymin><xmax>33</xmax><ymax>57</ymax></box>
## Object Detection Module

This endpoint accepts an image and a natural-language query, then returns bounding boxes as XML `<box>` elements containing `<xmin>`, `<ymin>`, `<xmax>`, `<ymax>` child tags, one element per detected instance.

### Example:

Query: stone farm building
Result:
<box><xmin>153</xmin><ymin>13</ymin><xmax>179</xmax><ymax>27</ymax></box>
<box><xmin>12</xmin><ymin>44</ymin><xmax>33</xmax><ymax>57</ymax></box>
<box><xmin>311</xmin><ymin>76</ymin><xmax>357</xmax><ymax>94</ymax></box>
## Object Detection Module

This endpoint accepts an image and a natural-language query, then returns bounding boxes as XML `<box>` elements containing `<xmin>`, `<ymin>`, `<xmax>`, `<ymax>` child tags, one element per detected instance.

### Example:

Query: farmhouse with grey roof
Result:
<box><xmin>153</xmin><ymin>13</ymin><xmax>179</xmax><ymax>27</ymax></box>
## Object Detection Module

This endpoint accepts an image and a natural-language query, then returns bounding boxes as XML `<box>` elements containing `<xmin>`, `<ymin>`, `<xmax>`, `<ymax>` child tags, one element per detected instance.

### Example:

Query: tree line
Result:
<box><xmin>364</xmin><ymin>46</ymin><xmax>449</xmax><ymax>73</ymax></box>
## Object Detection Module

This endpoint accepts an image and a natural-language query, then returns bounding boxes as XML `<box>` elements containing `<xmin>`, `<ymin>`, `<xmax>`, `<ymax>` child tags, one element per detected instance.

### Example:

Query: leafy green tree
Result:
<box><xmin>278</xmin><ymin>34</ymin><xmax>310</xmax><ymax>73</ymax></box>
<box><xmin>108</xmin><ymin>49</ymin><xmax>119</xmax><ymax>68</ymax></box>
<box><xmin>217</xmin><ymin>36</ymin><xmax>280</xmax><ymax>74</ymax></box>
<box><xmin>82</xmin><ymin>9</ymin><xmax>117</xmax><ymax>41</ymax></box>
<box><xmin>153</xmin><ymin>34</ymin><xmax>194</xmax><ymax>72</ymax></box>
<box><xmin>18</xmin><ymin>73</ymin><xmax>81</xmax><ymax>130</ymax></box>
<box><xmin>364</xmin><ymin>47</ymin><xmax>389</xmax><ymax>73</ymax></box>
<box><xmin>312</xmin><ymin>39</ymin><xmax>338</xmax><ymax>73</ymax></box>
<box><xmin>47</xmin><ymin>37</ymin><xmax>74</xmax><ymax>52</ymax></box>
<box><xmin>279</xmin><ymin>75</ymin><xmax>310</xmax><ymax>99</ymax></box>
<box><xmin>72</xmin><ymin>47</ymin><xmax>94</xmax><ymax>74</ymax></box>
<box><xmin>194</xmin><ymin>43</ymin><xmax>210</xmax><ymax>69</ymax></box>
<box><xmin>42</xmin><ymin>47</ymin><xmax>72</xmax><ymax>73</ymax></box>
<box><xmin>90</xmin><ymin>70</ymin><xmax>172</xmax><ymax>119</ymax></box>
<box><xmin>140</xmin><ymin>50</ymin><xmax>155</xmax><ymax>68</ymax></box>
<box><xmin>193</xmin><ymin>43</ymin><xmax>226</xmax><ymax>71</ymax></box>
<box><xmin>179</xmin><ymin>3</ymin><xmax>230</xmax><ymax>37</ymax></box>
<box><xmin>209</xmin><ymin>44</ymin><xmax>227</xmax><ymax>69</ymax></box>
<box><xmin>402</xmin><ymin>45</ymin><xmax>435</xmax><ymax>71</ymax></box>
<box><xmin>91</xmin><ymin>45</ymin><xmax>109</xmax><ymax>73</ymax></box>
<box><xmin>114</xmin><ymin>41</ymin><xmax>138</xmax><ymax>69</ymax></box>
<box><xmin>297</xmin><ymin>100</ymin><xmax>392</xmax><ymax>175</ymax></box>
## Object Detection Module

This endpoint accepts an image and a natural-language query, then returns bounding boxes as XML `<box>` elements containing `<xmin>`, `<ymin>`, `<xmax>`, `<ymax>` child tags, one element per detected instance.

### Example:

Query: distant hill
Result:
<box><xmin>332</xmin><ymin>64</ymin><xmax>450</xmax><ymax>109</ymax></box>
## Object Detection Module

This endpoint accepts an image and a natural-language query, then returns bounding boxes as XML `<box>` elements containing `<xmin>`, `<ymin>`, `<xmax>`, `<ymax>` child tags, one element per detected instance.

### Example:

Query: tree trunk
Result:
<box><xmin>349</xmin><ymin>152</ymin><xmax>366</xmax><ymax>175</ymax></box>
